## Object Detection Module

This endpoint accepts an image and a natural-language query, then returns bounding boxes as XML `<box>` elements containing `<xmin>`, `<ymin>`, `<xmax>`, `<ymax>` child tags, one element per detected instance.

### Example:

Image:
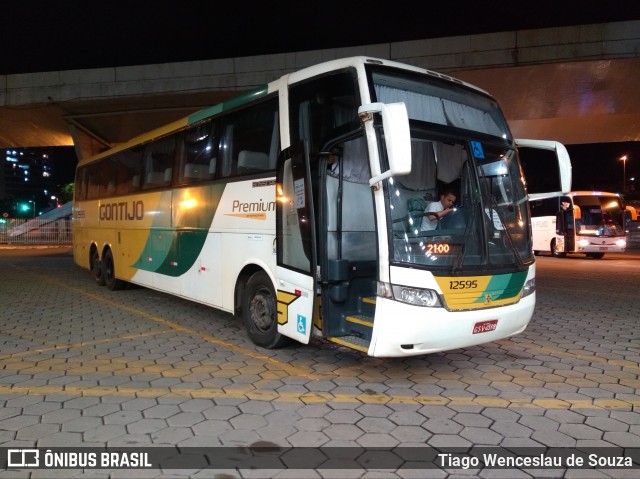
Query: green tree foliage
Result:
<box><xmin>60</xmin><ymin>183</ymin><xmax>74</xmax><ymax>203</ymax></box>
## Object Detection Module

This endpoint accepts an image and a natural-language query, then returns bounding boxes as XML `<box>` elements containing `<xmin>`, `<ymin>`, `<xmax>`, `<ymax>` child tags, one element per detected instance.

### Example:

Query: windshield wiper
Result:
<box><xmin>488</xmin><ymin>195</ymin><xmax>525</xmax><ymax>268</ymax></box>
<box><xmin>452</xmin><ymin>211</ymin><xmax>474</xmax><ymax>272</ymax></box>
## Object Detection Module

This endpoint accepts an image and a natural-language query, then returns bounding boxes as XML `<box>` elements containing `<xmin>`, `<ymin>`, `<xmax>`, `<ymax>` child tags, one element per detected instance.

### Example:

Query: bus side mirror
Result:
<box><xmin>358</xmin><ymin>102</ymin><xmax>412</xmax><ymax>187</ymax></box>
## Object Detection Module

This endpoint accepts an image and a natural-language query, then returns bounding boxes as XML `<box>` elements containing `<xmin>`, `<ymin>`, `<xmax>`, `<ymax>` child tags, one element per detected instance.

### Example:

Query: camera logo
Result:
<box><xmin>7</xmin><ymin>449</ymin><xmax>39</xmax><ymax>467</ymax></box>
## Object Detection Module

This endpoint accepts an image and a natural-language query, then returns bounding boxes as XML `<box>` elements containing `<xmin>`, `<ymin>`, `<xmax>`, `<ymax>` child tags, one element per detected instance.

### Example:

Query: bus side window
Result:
<box><xmin>115</xmin><ymin>148</ymin><xmax>143</xmax><ymax>195</ymax></box>
<box><xmin>219</xmin><ymin>125</ymin><xmax>235</xmax><ymax>177</ymax></box>
<box><xmin>142</xmin><ymin>137</ymin><xmax>176</xmax><ymax>189</ymax></box>
<box><xmin>86</xmin><ymin>163</ymin><xmax>100</xmax><ymax>200</ymax></box>
<box><xmin>74</xmin><ymin>167</ymin><xmax>88</xmax><ymax>201</ymax></box>
<box><xmin>238</xmin><ymin>150</ymin><xmax>269</xmax><ymax>173</ymax></box>
<box><xmin>219</xmin><ymin>98</ymin><xmax>279</xmax><ymax>178</ymax></box>
<box><xmin>178</xmin><ymin>120</ymin><xmax>216</xmax><ymax>184</ymax></box>
<box><xmin>98</xmin><ymin>157</ymin><xmax>118</xmax><ymax>197</ymax></box>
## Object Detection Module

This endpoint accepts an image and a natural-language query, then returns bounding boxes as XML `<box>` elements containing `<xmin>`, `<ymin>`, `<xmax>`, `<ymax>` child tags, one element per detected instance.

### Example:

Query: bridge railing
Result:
<box><xmin>0</xmin><ymin>217</ymin><xmax>72</xmax><ymax>245</ymax></box>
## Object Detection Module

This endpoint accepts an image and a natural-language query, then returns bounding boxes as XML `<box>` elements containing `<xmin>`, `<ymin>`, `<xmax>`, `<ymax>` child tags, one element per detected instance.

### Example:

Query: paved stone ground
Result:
<box><xmin>0</xmin><ymin>246</ymin><xmax>638</xmax><ymax>478</ymax></box>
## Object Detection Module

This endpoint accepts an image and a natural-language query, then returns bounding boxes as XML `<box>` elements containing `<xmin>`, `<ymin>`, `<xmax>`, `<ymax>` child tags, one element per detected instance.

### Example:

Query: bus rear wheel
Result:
<box><xmin>91</xmin><ymin>247</ymin><xmax>105</xmax><ymax>286</ymax></box>
<box><xmin>242</xmin><ymin>271</ymin><xmax>288</xmax><ymax>349</ymax></box>
<box><xmin>103</xmin><ymin>248</ymin><xmax>126</xmax><ymax>291</ymax></box>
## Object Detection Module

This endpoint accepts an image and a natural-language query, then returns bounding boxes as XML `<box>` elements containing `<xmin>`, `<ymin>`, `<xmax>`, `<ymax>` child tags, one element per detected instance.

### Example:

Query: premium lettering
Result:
<box><xmin>232</xmin><ymin>199</ymin><xmax>275</xmax><ymax>213</ymax></box>
<box><xmin>99</xmin><ymin>201</ymin><xmax>144</xmax><ymax>220</ymax></box>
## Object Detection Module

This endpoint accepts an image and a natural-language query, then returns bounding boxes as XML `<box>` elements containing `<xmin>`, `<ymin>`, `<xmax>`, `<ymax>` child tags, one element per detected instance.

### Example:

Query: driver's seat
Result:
<box><xmin>407</xmin><ymin>198</ymin><xmax>428</xmax><ymax>230</ymax></box>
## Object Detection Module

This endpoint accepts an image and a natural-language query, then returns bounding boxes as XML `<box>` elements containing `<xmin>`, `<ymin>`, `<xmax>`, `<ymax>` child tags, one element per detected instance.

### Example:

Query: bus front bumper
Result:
<box><xmin>367</xmin><ymin>293</ymin><xmax>535</xmax><ymax>357</ymax></box>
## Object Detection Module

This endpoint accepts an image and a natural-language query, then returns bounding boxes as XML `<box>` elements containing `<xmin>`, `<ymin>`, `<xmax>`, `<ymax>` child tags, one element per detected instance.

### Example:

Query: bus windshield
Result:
<box><xmin>371</xmin><ymin>68</ymin><xmax>531</xmax><ymax>272</ymax></box>
<box><xmin>573</xmin><ymin>195</ymin><xmax>625</xmax><ymax>237</ymax></box>
<box><xmin>387</xmin><ymin>138</ymin><xmax>531</xmax><ymax>272</ymax></box>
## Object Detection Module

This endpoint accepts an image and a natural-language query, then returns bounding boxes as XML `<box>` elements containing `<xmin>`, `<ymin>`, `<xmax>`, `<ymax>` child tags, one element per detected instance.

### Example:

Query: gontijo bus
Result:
<box><xmin>73</xmin><ymin>56</ymin><xmax>536</xmax><ymax>357</ymax></box>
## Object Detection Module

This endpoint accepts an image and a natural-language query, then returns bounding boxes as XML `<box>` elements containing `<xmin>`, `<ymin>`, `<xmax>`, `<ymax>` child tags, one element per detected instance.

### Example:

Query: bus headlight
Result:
<box><xmin>577</xmin><ymin>239</ymin><xmax>590</xmax><ymax>247</ymax></box>
<box><xmin>616</xmin><ymin>239</ymin><xmax>626</xmax><ymax>247</ymax></box>
<box><xmin>521</xmin><ymin>278</ymin><xmax>536</xmax><ymax>298</ymax></box>
<box><xmin>377</xmin><ymin>281</ymin><xmax>441</xmax><ymax>307</ymax></box>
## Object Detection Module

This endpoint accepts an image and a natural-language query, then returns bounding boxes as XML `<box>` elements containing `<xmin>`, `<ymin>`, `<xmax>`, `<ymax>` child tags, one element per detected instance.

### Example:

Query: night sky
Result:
<box><xmin>567</xmin><ymin>143</ymin><xmax>640</xmax><ymax>195</ymax></box>
<box><xmin>3</xmin><ymin>1</ymin><xmax>639</xmax><ymax>75</ymax></box>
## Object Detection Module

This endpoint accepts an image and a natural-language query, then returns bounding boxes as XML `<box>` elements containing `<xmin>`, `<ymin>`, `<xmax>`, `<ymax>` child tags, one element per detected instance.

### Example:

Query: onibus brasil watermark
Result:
<box><xmin>3</xmin><ymin>447</ymin><xmax>638</xmax><ymax>470</ymax></box>
<box><xmin>438</xmin><ymin>452</ymin><xmax>634</xmax><ymax>469</ymax></box>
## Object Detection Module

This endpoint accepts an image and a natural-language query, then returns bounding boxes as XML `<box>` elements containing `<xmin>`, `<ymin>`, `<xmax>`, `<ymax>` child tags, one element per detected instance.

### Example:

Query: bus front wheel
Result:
<box><xmin>103</xmin><ymin>248</ymin><xmax>126</xmax><ymax>291</ymax></box>
<box><xmin>551</xmin><ymin>239</ymin><xmax>566</xmax><ymax>258</ymax></box>
<box><xmin>242</xmin><ymin>271</ymin><xmax>288</xmax><ymax>349</ymax></box>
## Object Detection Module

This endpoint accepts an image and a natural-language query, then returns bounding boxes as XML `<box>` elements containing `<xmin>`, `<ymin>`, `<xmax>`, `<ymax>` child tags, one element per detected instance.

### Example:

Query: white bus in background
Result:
<box><xmin>517</xmin><ymin>140</ymin><xmax>626</xmax><ymax>258</ymax></box>
<box><xmin>528</xmin><ymin>191</ymin><xmax>627</xmax><ymax>258</ymax></box>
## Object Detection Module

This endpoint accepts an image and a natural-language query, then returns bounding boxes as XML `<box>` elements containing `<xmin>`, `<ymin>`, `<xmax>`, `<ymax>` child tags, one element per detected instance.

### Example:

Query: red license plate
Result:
<box><xmin>473</xmin><ymin>319</ymin><xmax>498</xmax><ymax>334</ymax></box>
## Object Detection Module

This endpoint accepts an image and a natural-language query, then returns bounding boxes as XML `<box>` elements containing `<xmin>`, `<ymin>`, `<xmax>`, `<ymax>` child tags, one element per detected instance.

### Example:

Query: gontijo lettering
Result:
<box><xmin>99</xmin><ymin>200</ymin><xmax>144</xmax><ymax>220</ymax></box>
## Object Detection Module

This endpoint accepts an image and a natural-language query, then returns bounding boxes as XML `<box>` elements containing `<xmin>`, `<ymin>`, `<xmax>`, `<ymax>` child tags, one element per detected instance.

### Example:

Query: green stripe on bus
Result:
<box><xmin>154</xmin><ymin>230</ymin><xmax>209</xmax><ymax>276</ymax></box>
<box><xmin>476</xmin><ymin>270</ymin><xmax>527</xmax><ymax>302</ymax></box>
<box><xmin>188</xmin><ymin>86</ymin><xmax>269</xmax><ymax>124</ymax></box>
<box><xmin>132</xmin><ymin>184</ymin><xmax>226</xmax><ymax>276</ymax></box>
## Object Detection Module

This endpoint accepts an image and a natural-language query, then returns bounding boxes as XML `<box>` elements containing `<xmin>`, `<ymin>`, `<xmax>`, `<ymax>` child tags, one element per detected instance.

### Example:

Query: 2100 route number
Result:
<box><xmin>427</xmin><ymin>243</ymin><xmax>450</xmax><ymax>254</ymax></box>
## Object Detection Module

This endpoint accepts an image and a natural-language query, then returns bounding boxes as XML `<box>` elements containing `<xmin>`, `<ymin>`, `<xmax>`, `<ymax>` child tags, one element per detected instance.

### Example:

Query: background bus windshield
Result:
<box><xmin>573</xmin><ymin>195</ymin><xmax>625</xmax><ymax>236</ymax></box>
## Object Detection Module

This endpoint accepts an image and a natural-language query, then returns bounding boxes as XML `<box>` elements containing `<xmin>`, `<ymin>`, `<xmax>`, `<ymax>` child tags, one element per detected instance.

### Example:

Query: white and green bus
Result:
<box><xmin>529</xmin><ymin>191</ymin><xmax>628</xmax><ymax>258</ymax></box>
<box><xmin>73</xmin><ymin>56</ymin><xmax>536</xmax><ymax>357</ymax></box>
<box><xmin>517</xmin><ymin>139</ymin><xmax>627</xmax><ymax>258</ymax></box>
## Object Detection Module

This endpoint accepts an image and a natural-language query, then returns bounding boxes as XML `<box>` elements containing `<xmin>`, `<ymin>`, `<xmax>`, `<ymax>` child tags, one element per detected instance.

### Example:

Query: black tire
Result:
<box><xmin>551</xmin><ymin>239</ymin><xmax>566</xmax><ymax>258</ymax></box>
<box><xmin>242</xmin><ymin>271</ymin><xmax>288</xmax><ymax>348</ymax></box>
<box><xmin>91</xmin><ymin>248</ymin><xmax>105</xmax><ymax>286</ymax></box>
<box><xmin>103</xmin><ymin>248</ymin><xmax>126</xmax><ymax>291</ymax></box>
<box><xmin>586</xmin><ymin>252</ymin><xmax>605</xmax><ymax>259</ymax></box>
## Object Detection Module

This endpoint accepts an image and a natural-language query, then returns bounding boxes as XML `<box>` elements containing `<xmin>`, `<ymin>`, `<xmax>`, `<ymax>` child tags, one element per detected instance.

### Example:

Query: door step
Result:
<box><xmin>327</xmin><ymin>335</ymin><xmax>370</xmax><ymax>353</ymax></box>
<box><xmin>360</xmin><ymin>296</ymin><xmax>376</xmax><ymax>316</ymax></box>
<box><xmin>345</xmin><ymin>314</ymin><xmax>373</xmax><ymax>328</ymax></box>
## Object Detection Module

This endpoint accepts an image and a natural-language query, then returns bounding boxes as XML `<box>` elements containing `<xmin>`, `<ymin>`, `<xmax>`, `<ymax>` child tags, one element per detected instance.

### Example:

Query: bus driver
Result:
<box><xmin>421</xmin><ymin>190</ymin><xmax>457</xmax><ymax>231</ymax></box>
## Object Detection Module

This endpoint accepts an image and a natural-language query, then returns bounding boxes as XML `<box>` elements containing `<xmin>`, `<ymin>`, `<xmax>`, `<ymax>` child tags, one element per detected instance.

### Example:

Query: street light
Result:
<box><xmin>620</xmin><ymin>155</ymin><xmax>628</xmax><ymax>193</ymax></box>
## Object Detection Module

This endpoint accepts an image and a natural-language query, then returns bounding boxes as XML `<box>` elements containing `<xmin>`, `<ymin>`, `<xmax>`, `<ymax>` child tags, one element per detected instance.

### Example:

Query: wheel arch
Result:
<box><xmin>89</xmin><ymin>242</ymin><xmax>100</xmax><ymax>263</ymax></box>
<box><xmin>234</xmin><ymin>262</ymin><xmax>275</xmax><ymax>319</ymax></box>
<box><xmin>88</xmin><ymin>241</ymin><xmax>114</xmax><ymax>261</ymax></box>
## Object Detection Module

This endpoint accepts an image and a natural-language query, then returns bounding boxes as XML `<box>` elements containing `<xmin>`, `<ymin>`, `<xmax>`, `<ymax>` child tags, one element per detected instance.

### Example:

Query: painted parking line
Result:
<box><xmin>0</xmin><ymin>384</ymin><xmax>637</xmax><ymax>410</ymax></box>
<box><xmin>0</xmin><ymin>328</ymin><xmax>174</xmax><ymax>360</ymax></box>
<box><xmin>499</xmin><ymin>340</ymin><xmax>640</xmax><ymax>372</ymax></box>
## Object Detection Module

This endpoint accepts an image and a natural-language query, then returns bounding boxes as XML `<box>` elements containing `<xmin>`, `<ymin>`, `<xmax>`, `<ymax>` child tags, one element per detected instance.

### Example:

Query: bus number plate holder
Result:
<box><xmin>472</xmin><ymin>319</ymin><xmax>498</xmax><ymax>334</ymax></box>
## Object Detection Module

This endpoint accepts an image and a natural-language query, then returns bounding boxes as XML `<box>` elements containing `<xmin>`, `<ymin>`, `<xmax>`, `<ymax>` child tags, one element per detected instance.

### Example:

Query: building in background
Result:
<box><xmin>1</xmin><ymin>149</ymin><xmax>60</xmax><ymax>218</ymax></box>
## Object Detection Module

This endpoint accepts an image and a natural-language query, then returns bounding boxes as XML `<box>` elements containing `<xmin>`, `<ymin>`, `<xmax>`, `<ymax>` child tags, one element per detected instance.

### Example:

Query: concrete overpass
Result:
<box><xmin>1</xmin><ymin>20</ymin><xmax>638</xmax><ymax>161</ymax></box>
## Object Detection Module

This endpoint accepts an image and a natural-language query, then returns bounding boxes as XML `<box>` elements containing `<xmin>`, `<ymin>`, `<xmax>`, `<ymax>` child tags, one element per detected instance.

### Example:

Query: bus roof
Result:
<box><xmin>568</xmin><ymin>191</ymin><xmax>621</xmax><ymax>198</ymax></box>
<box><xmin>76</xmin><ymin>56</ymin><xmax>494</xmax><ymax>168</ymax></box>
<box><xmin>76</xmin><ymin>86</ymin><xmax>269</xmax><ymax>168</ymax></box>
